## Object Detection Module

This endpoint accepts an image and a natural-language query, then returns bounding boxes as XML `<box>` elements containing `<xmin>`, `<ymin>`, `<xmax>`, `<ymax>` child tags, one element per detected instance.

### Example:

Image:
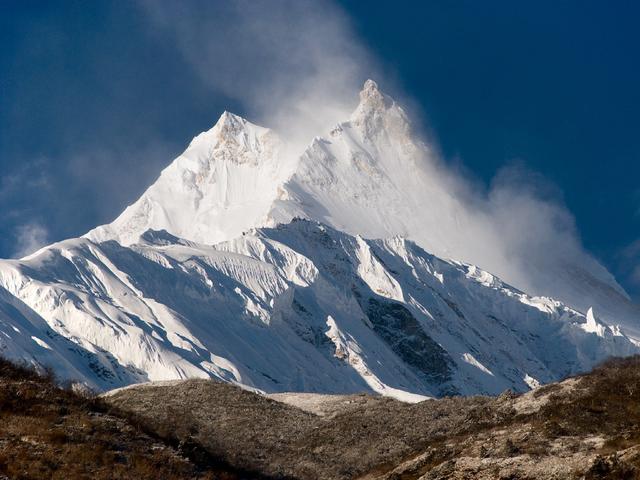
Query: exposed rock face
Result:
<box><xmin>366</xmin><ymin>298</ymin><xmax>454</xmax><ymax>389</ymax></box>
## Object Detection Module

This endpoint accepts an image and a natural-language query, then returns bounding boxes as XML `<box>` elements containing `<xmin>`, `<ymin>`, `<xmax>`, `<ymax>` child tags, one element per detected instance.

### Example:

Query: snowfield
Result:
<box><xmin>0</xmin><ymin>220</ymin><xmax>636</xmax><ymax>397</ymax></box>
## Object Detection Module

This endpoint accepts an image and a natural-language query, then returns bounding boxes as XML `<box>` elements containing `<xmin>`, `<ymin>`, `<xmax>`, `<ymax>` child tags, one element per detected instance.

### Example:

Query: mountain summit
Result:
<box><xmin>86</xmin><ymin>80</ymin><xmax>638</xmax><ymax>336</ymax></box>
<box><xmin>86</xmin><ymin>79</ymin><xmax>421</xmax><ymax>249</ymax></box>
<box><xmin>86</xmin><ymin>110</ymin><xmax>289</xmax><ymax>246</ymax></box>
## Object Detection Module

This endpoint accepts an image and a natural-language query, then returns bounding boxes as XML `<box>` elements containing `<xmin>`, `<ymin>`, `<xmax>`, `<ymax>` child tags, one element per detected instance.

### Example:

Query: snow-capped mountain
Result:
<box><xmin>1</xmin><ymin>80</ymin><xmax>638</xmax><ymax>398</ymax></box>
<box><xmin>0</xmin><ymin>220</ymin><xmax>635</xmax><ymax>398</ymax></box>
<box><xmin>87</xmin><ymin>111</ymin><xmax>293</xmax><ymax>246</ymax></box>
<box><xmin>86</xmin><ymin>80</ymin><xmax>640</xmax><ymax>338</ymax></box>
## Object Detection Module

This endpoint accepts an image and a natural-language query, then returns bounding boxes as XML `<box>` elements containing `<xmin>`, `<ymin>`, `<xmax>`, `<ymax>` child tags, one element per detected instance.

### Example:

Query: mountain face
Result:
<box><xmin>86</xmin><ymin>80</ymin><xmax>640</xmax><ymax>338</ymax></box>
<box><xmin>0</xmin><ymin>220</ymin><xmax>636</xmax><ymax>398</ymax></box>
<box><xmin>1</xmin><ymin>80</ymin><xmax>638</xmax><ymax>398</ymax></box>
<box><xmin>87</xmin><ymin>111</ymin><xmax>293</xmax><ymax>247</ymax></box>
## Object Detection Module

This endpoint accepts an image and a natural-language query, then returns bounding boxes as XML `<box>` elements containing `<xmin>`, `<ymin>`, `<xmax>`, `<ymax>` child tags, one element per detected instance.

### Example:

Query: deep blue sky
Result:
<box><xmin>1</xmin><ymin>1</ymin><xmax>639</xmax><ymax>297</ymax></box>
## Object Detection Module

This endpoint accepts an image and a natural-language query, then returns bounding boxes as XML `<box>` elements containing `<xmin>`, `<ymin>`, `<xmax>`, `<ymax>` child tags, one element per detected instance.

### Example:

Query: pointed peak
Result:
<box><xmin>200</xmin><ymin>110</ymin><xmax>273</xmax><ymax>146</ymax></box>
<box><xmin>362</xmin><ymin>78</ymin><xmax>381</xmax><ymax>95</ymax></box>
<box><xmin>352</xmin><ymin>79</ymin><xmax>399</xmax><ymax>122</ymax></box>
<box><xmin>358</xmin><ymin>79</ymin><xmax>387</xmax><ymax>108</ymax></box>
<box><xmin>215</xmin><ymin>110</ymin><xmax>247</xmax><ymax>129</ymax></box>
<box><xmin>349</xmin><ymin>79</ymin><xmax>409</xmax><ymax>137</ymax></box>
<box><xmin>182</xmin><ymin>110</ymin><xmax>280</xmax><ymax>168</ymax></box>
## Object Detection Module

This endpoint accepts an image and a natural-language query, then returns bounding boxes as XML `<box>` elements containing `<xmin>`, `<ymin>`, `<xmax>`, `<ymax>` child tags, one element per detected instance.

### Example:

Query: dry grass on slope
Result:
<box><xmin>7</xmin><ymin>354</ymin><xmax>640</xmax><ymax>479</ymax></box>
<box><xmin>105</xmin><ymin>357</ymin><xmax>640</xmax><ymax>480</ymax></box>
<box><xmin>0</xmin><ymin>357</ymin><xmax>263</xmax><ymax>480</ymax></box>
<box><xmin>375</xmin><ymin>356</ymin><xmax>640</xmax><ymax>480</ymax></box>
<box><xmin>105</xmin><ymin>379</ymin><xmax>501</xmax><ymax>479</ymax></box>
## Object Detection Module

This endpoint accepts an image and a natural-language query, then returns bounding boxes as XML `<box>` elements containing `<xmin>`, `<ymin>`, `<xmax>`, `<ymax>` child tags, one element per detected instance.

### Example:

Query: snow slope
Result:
<box><xmin>3</xmin><ymin>79</ymin><xmax>637</xmax><ymax>399</ymax></box>
<box><xmin>0</xmin><ymin>285</ymin><xmax>143</xmax><ymax>389</ymax></box>
<box><xmin>270</xmin><ymin>80</ymin><xmax>640</xmax><ymax>337</ymax></box>
<box><xmin>1</xmin><ymin>221</ymin><xmax>635</xmax><ymax>397</ymax></box>
<box><xmin>87</xmin><ymin>111</ymin><xmax>293</xmax><ymax>246</ymax></box>
<box><xmin>86</xmin><ymin>80</ymin><xmax>640</xmax><ymax>338</ymax></box>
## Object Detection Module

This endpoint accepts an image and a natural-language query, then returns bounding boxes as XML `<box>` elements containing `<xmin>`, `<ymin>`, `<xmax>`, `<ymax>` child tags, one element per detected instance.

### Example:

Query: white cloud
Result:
<box><xmin>0</xmin><ymin>158</ymin><xmax>50</xmax><ymax>202</ymax></box>
<box><xmin>618</xmin><ymin>239</ymin><xmax>640</xmax><ymax>300</ymax></box>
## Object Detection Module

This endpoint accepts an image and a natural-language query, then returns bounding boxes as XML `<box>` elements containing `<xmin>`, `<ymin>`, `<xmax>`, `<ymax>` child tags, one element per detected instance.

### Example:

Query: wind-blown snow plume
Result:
<box><xmin>12</xmin><ymin>223</ymin><xmax>49</xmax><ymax>259</ymax></box>
<box><xmin>619</xmin><ymin>239</ymin><xmax>640</xmax><ymax>301</ymax></box>
<box><xmin>139</xmin><ymin>0</ymin><xmax>376</xmax><ymax>150</ymax></box>
<box><xmin>483</xmin><ymin>165</ymin><xmax>625</xmax><ymax>298</ymax></box>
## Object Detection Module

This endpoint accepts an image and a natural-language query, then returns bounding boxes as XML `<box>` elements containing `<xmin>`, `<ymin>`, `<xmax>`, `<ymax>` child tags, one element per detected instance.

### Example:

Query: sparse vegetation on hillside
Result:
<box><xmin>5</xmin><ymin>356</ymin><xmax>640</xmax><ymax>479</ymax></box>
<box><xmin>106</xmin><ymin>380</ymin><xmax>500</xmax><ymax>479</ymax></box>
<box><xmin>0</xmin><ymin>357</ymin><xmax>258</xmax><ymax>480</ymax></box>
<box><xmin>106</xmin><ymin>357</ymin><xmax>640</xmax><ymax>480</ymax></box>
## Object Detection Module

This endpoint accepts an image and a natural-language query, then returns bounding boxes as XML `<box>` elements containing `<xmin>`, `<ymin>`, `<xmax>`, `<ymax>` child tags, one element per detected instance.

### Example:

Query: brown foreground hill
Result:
<box><xmin>4</xmin><ymin>356</ymin><xmax>640</xmax><ymax>479</ymax></box>
<box><xmin>0</xmin><ymin>357</ymin><xmax>267</xmax><ymax>480</ymax></box>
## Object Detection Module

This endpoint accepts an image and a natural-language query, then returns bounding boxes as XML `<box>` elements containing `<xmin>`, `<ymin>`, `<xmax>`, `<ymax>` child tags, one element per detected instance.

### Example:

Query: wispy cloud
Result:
<box><xmin>139</xmin><ymin>0</ymin><xmax>378</xmax><ymax>149</ymax></box>
<box><xmin>0</xmin><ymin>158</ymin><xmax>51</xmax><ymax>203</ymax></box>
<box><xmin>618</xmin><ymin>239</ymin><xmax>640</xmax><ymax>300</ymax></box>
<box><xmin>12</xmin><ymin>222</ymin><xmax>49</xmax><ymax>258</ymax></box>
<box><xmin>0</xmin><ymin>159</ymin><xmax>53</xmax><ymax>258</ymax></box>
<box><xmin>0</xmin><ymin>142</ymin><xmax>179</xmax><ymax>259</ymax></box>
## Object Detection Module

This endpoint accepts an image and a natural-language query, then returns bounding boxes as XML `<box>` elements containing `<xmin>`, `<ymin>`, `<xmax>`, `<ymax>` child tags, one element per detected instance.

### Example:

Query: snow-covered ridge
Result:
<box><xmin>0</xmin><ymin>220</ymin><xmax>635</xmax><ymax>398</ymax></box>
<box><xmin>86</xmin><ymin>110</ymin><xmax>292</xmax><ymax>247</ymax></box>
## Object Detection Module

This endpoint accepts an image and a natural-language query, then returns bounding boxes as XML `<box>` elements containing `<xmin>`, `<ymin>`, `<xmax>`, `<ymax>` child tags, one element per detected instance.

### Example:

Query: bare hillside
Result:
<box><xmin>0</xmin><ymin>358</ymin><xmax>261</xmax><ymax>480</ymax></box>
<box><xmin>105</xmin><ymin>356</ymin><xmax>640</xmax><ymax>479</ymax></box>
<box><xmin>4</xmin><ymin>355</ymin><xmax>640</xmax><ymax>479</ymax></box>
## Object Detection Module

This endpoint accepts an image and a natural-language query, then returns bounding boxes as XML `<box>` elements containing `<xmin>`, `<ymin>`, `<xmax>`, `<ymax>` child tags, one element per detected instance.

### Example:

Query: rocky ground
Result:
<box><xmin>0</xmin><ymin>357</ymin><xmax>260</xmax><ymax>479</ymax></box>
<box><xmin>4</xmin><ymin>355</ymin><xmax>640</xmax><ymax>479</ymax></box>
<box><xmin>105</xmin><ymin>356</ymin><xmax>640</xmax><ymax>479</ymax></box>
